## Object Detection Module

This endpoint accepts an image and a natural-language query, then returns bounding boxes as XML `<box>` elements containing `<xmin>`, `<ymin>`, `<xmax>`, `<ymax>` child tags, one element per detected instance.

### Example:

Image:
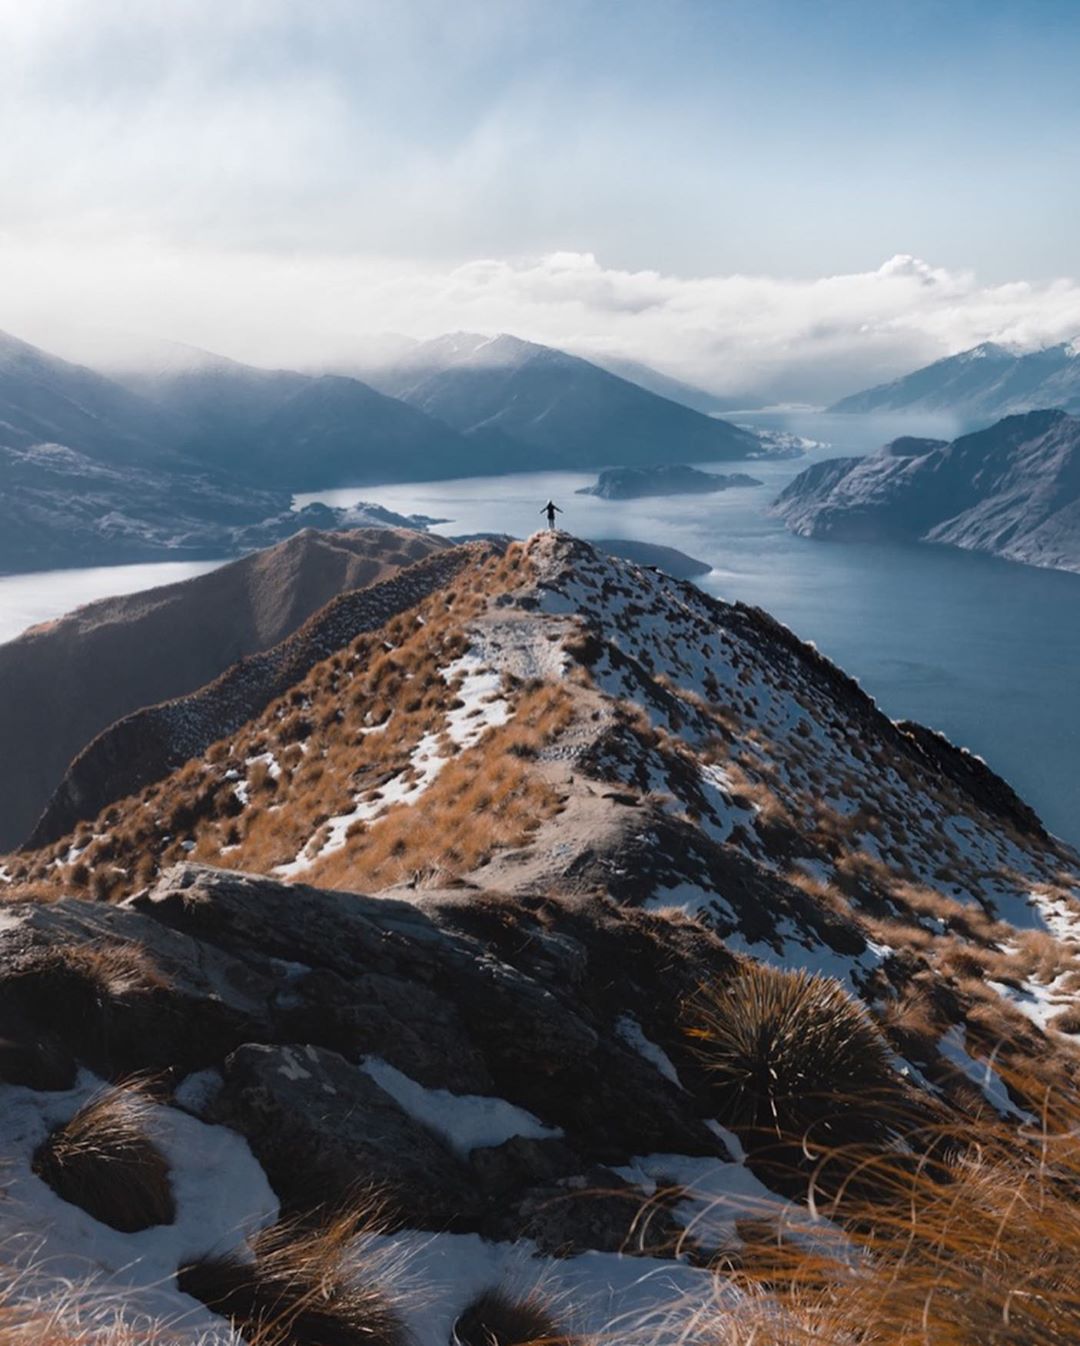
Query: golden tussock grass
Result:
<box><xmin>32</xmin><ymin>1079</ymin><xmax>174</xmax><ymax>1233</ymax></box>
<box><xmin>688</xmin><ymin>964</ymin><xmax>907</xmax><ymax>1152</ymax></box>
<box><xmin>308</xmin><ymin>685</ymin><xmax>573</xmax><ymax>891</ymax></box>
<box><xmin>178</xmin><ymin>1205</ymin><xmax>407</xmax><ymax>1346</ymax></box>
<box><xmin>687</xmin><ymin>967</ymin><xmax>1080</xmax><ymax>1345</ymax></box>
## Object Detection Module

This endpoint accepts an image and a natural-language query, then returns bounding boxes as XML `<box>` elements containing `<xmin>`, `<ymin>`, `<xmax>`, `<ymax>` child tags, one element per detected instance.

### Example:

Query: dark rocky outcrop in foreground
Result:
<box><xmin>0</xmin><ymin>861</ymin><xmax>730</xmax><ymax>1250</ymax></box>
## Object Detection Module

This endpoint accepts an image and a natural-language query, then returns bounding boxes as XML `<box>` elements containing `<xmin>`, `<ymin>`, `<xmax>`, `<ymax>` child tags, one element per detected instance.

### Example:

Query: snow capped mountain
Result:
<box><xmin>362</xmin><ymin>331</ymin><xmax>766</xmax><ymax>466</ymax></box>
<box><xmin>830</xmin><ymin>340</ymin><xmax>1080</xmax><ymax>420</ymax></box>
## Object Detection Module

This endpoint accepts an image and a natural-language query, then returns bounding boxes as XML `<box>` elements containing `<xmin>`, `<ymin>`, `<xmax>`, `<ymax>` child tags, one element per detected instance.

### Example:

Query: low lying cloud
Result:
<box><xmin>6</xmin><ymin>242</ymin><xmax>1080</xmax><ymax>404</ymax></box>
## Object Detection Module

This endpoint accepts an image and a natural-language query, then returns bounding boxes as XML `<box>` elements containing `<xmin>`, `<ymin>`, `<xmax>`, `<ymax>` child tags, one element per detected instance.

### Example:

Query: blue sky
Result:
<box><xmin>2</xmin><ymin>0</ymin><xmax>1079</xmax><ymax>397</ymax></box>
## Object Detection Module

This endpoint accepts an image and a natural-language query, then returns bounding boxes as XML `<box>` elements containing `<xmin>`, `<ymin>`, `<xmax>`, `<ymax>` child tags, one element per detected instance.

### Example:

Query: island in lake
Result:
<box><xmin>577</xmin><ymin>463</ymin><xmax>763</xmax><ymax>499</ymax></box>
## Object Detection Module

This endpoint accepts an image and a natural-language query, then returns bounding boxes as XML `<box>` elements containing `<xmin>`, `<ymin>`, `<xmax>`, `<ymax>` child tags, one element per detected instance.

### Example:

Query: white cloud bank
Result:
<box><xmin>6</xmin><ymin>243</ymin><xmax>1080</xmax><ymax>404</ymax></box>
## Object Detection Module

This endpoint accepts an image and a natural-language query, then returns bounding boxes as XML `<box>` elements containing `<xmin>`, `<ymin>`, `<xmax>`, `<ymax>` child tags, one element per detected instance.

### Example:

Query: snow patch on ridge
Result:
<box><xmin>276</xmin><ymin>649</ymin><xmax>510</xmax><ymax>878</ymax></box>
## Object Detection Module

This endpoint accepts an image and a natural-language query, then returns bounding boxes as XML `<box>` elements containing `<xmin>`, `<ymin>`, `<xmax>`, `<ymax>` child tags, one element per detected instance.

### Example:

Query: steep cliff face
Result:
<box><xmin>773</xmin><ymin>410</ymin><xmax>1080</xmax><ymax>573</ymax></box>
<box><xmin>1</xmin><ymin>531</ymin><xmax>1079</xmax><ymax>1342</ymax></box>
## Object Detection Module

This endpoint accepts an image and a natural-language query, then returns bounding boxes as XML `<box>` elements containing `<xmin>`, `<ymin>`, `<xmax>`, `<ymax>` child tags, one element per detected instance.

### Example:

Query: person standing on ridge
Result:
<box><xmin>542</xmin><ymin>500</ymin><xmax>563</xmax><ymax>530</ymax></box>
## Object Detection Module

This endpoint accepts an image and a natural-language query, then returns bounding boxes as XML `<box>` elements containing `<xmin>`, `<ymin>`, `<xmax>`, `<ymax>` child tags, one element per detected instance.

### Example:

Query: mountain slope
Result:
<box><xmin>0</xmin><ymin>328</ymin><xmax>181</xmax><ymax>464</ymax></box>
<box><xmin>830</xmin><ymin>340</ymin><xmax>1080</xmax><ymax>420</ymax></box>
<box><xmin>0</xmin><ymin>528</ymin><xmax>449</xmax><ymax>851</ymax></box>
<box><xmin>772</xmin><ymin>408</ymin><xmax>1080</xmax><ymax>573</ymax></box>
<box><xmin>367</xmin><ymin>332</ymin><xmax>765</xmax><ymax>467</ymax></box>
<box><xmin>2</xmin><ymin>531</ymin><xmax>1079</xmax><ymax>1341</ymax></box>
<box><xmin>110</xmin><ymin>342</ymin><xmax>309</xmax><ymax>439</ymax></box>
<box><xmin>187</xmin><ymin>373</ymin><xmax>495</xmax><ymax>489</ymax></box>
<box><xmin>582</xmin><ymin>351</ymin><xmax>752</xmax><ymax>414</ymax></box>
<box><xmin>25</xmin><ymin>541</ymin><xmax>489</xmax><ymax>848</ymax></box>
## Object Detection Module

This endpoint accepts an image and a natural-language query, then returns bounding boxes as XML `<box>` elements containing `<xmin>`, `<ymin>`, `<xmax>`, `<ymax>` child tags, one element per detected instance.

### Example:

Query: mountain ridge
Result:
<box><xmin>772</xmin><ymin>408</ymin><xmax>1080</xmax><ymax>573</ymax></box>
<box><xmin>830</xmin><ymin>339</ymin><xmax>1080</xmax><ymax>420</ymax></box>
<box><xmin>2</xmin><ymin>530</ymin><xmax>1079</xmax><ymax>1341</ymax></box>
<box><xmin>0</xmin><ymin>528</ymin><xmax>450</xmax><ymax>851</ymax></box>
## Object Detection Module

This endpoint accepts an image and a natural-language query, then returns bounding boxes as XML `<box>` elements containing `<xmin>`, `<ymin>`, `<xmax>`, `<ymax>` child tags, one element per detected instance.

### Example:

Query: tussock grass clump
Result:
<box><xmin>708</xmin><ymin>1089</ymin><xmax>1080</xmax><ymax>1346</ymax></box>
<box><xmin>33</xmin><ymin>1082</ymin><xmax>175</xmax><ymax>1233</ymax></box>
<box><xmin>689</xmin><ymin>964</ymin><xmax>903</xmax><ymax>1147</ymax></box>
<box><xmin>453</xmin><ymin>1288</ymin><xmax>573</xmax><ymax>1346</ymax></box>
<box><xmin>179</xmin><ymin>1211</ymin><xmax>407</xmax><ymax>1346</ymax></box>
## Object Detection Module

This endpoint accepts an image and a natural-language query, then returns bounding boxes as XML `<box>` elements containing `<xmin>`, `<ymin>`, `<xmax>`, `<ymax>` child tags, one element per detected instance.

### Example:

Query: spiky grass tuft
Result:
<box><xmin>453</xmin><ymin>1289</ymin><xmax>574</xmax><ymax>1346</ymax></box>
<box><xmin>689</xmin><ymin>963</ymin><xmax>903</xmax><ymax>1146</ymax></box>
<box><xmin>32</xmin><ymin>1080</ymin><xmax>175</xmax><ymax>1233</ymax></box>
<box><xmin>178</xmin><ymin>1210</ymin><xmax>407</xmax><ymax>1346</ymax></box>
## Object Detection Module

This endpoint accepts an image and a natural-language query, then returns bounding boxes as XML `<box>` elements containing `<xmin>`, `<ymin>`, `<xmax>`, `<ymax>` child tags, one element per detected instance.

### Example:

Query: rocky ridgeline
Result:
<box><xmin>1</xmin><ymin>531</ymin><xmax>1079</xmax><ymax>1340</ymax></box>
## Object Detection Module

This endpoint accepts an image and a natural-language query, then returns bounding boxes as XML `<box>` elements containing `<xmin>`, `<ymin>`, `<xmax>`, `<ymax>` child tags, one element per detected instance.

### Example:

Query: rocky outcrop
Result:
<box><xmin>0</xmin><ymin>862</ymin><xmax>732</xmax><ymax>1248</ymax></box>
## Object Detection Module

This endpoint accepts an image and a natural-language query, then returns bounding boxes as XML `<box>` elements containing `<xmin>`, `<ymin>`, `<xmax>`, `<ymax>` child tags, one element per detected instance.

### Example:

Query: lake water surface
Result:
<box><xmin>2</xmin><ymin>412</ymin><xmax>1077</xmax><ymax>846</ymax></box>
<box><xmin>0</xmin><ymin>560</ymin><xmax>223</xmax><ymax>645</ymax></box>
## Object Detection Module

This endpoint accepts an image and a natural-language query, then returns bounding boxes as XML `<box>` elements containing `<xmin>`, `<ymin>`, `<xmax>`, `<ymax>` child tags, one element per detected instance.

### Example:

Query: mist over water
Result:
<box><xmin>0</xmin><ymin>560</ymin><xmax>222</xmax><ymax>646</ymax></box>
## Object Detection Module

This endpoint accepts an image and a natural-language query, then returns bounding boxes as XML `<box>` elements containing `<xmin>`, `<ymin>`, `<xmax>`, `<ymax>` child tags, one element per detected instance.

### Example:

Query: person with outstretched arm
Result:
<box><xmin>542</xmin><ymin>500</ymin><xmax>563</xmax><ymax>530</ymax></box>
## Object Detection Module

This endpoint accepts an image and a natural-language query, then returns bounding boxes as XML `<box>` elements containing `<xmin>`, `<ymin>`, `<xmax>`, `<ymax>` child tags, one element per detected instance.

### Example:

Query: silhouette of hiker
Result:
<box><xmin>542</xmin><ymin>500</ymin><xmax>563</xmax><ymax>530</ymax></box>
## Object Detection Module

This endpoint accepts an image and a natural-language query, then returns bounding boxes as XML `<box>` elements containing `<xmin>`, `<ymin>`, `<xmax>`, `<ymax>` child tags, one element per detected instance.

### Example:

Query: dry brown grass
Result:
<box><xmin>701</xmin><ymin>1085</ymin><xmax>1080</xmax><ymax>1346</ymax></box>
<box><xmin>9</xmin><ymin>571</ymin><xmax>519</xmax><ymax>900</ymax></box>
<box><xmin>178</xmin><ymin>1208</ymin><xmax>406</xmax><ymax>1346</ymax></box>
<box><xmin>309</xmin><ymin>686</ymin><xmax>571</xmax><ymax>891</ymax></box>
<box><xmin>32</xmin><ymin>1080</ymin><xmax>174</xmax><ymax>1233</ymax></box>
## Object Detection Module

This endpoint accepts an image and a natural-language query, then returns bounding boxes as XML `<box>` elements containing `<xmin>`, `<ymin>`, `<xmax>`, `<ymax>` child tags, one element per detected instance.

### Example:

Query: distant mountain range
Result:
<box><xmin>357</xmin><ymin>331</ymin><xmax>764</xmax><ymax>467</ymax></box>
<box><xmin>0</xmin><ymin>324</ymin><xmax>793</xmax><ymax>573</ymax></box>
<box><xmin>772</xmin><ymin>409</ymin><xmax>1080</xmax><ymax>574</ymax></box>
<box><xmin>830</xmin><ymin>341</ymin><xmax>1080</xmax><ymax>421</ymax></box>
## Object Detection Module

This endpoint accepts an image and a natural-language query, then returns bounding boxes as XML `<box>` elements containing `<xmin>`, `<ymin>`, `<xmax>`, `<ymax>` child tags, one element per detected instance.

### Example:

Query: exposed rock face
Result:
<box><xmin>772</xmin><ymin>410</ymin><xmax>1080</xmax><ymax>574</ymax></box>
<box><xmin>577</xmin><ymin>465</ymin><xmax>762</xmax><ymax>499</ymax></box>
<box><xmin>830</xmin><ymin>340</ymin><xmax>1080</xmax><ymax>420</ymax></box>
<box><xmin>0</xmin><ymin>861</ymin><xmax>731</xmax><ymax>1248</ymax></box>
<box><xmin>0</xmin><ymin>529</ymin><xmax>448</xmax><ymax>851</ymax></box>
<box><xmin>26</xmin><ymin>542</ymin><xmax>491</xmax><ymax>849</ymax></box>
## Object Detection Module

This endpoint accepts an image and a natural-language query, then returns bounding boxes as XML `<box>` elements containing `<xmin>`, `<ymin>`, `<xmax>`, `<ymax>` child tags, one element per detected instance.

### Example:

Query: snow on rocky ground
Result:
<box><xmin>0</xmin><ymin>1060</ymin><xmax>787</xmax><ymax>1346</ymax></box>
<box><xmin>530</xmin><ymin>533</ymin><xmax>1078</xmax><ymax>943</ymax></box>
<box><xmin>0</xmin><ymin>1071</ymin><xmax>275</xmax><ymax>1340</ymax></box>
<box><xmin>359</xmin><ymin>1057</ymin><xmax>564</xmax><ymax>1157</ymax></box>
